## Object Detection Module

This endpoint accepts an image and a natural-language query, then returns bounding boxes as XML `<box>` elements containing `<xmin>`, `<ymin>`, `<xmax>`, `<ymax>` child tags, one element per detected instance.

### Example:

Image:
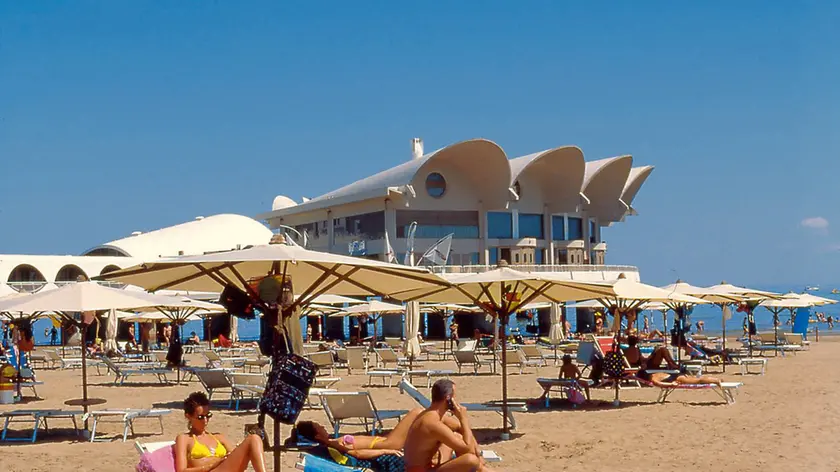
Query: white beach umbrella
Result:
<box><xmin>390</xmin><ymin>264</ymin><xmax>613</xmax><ymax>436</ymax></box>
<box><xmin>548</xmin><ymin>303</ymin><xmax>564</xmax><ymax>343</ymax></box>
<box><xmin>705</xmin><ymin>281</ymin><xmax>781</xmax><ymax>357</ymax></box>
<box><xmin>781</xmin><ymin>292</ymin><xmax>837</xmax><ymax>306</ymax></box>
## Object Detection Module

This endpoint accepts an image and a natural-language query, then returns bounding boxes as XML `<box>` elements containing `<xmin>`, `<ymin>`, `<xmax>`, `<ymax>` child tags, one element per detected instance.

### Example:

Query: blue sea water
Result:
<box><xmin>23</xmin><ymin>284</ymin><xmax>840</xmax><ymax>346</ymax></box>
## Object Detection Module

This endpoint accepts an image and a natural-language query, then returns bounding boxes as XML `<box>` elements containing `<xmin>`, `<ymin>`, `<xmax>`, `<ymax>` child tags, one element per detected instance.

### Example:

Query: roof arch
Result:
<box><xmin>508</xmin><ymin>146</ymin><xmax>586</xmax><ymax>213</ymax></box>
<box><xmin>621</xmin><ymin>166</ymin><xmax>655</xmax><ymax>208</ymax></box>
<box><xmin>83</xmin><ymin>214</ymin><xmax>273</xmax><ymax>260</ymax></box>
<box><xmin>582</xmin><ymin>155</ymin><xmax>633</xmax><ymax>222</ymax></box>
<box><xmin>411</xmin><ymin>139</ymin><xmax>511</xmax><ymax>209</ymax></box>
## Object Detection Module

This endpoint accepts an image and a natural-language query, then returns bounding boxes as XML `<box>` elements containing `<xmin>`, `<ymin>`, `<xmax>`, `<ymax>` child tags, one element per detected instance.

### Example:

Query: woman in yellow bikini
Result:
<box><xmin>174</xmin><ymin>392</ymin><xmax>267</xmax><ymax>472</ymax></box>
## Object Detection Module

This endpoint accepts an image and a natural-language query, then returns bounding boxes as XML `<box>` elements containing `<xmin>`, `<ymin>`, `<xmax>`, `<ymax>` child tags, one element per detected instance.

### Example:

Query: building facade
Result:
<box><xmin>259</xmin><ymin>138</ymin><xmax>653</xmax><ymax>281</ymax></box>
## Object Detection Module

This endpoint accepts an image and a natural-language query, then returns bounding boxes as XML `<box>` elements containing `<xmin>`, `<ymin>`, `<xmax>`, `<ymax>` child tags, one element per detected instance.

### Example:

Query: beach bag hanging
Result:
<box><xmin>259</xmin><ymin>333</ymin><xmax>317</xmax><ymax>424</ymax></box>
<box><xmin>602</xmin><ymin>338</ymin><xmax>625</xmax><ymax>378</ymax></box>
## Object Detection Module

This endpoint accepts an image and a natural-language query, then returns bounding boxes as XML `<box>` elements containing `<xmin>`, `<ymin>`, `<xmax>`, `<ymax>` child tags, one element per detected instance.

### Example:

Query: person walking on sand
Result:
<box><xmin>404</xmin><ymin>379</ymin><xmax>495</xmax><ymax>472</ymax></box>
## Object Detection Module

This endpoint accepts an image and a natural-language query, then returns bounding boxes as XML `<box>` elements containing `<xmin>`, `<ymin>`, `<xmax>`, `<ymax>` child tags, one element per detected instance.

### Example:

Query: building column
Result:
<box><xmin>544</xmin><ymin>206</ymin><xmax>553</xmax><ymax>265</ymax></box>
<box><xmin>327</xmin><ymin>210</ymin><xmax>335</xmax><ymax>254</ymax></box>
<box><xmin>581</xmin><ymin>210</ymin><xmax>591</xmax><ymax>264</ymax></box>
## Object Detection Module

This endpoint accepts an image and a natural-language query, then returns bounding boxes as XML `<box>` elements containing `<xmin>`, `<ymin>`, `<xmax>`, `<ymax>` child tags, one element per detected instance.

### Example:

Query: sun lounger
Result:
<box><xmin>204</xmin><ymin>350</ymin><xmax>247</xmax><ymax>368</ymax></box>
<box><xmin>1</xmin><ymin>409</ymin><xmax>83</xmax><ymax>443</ymax></box>
<box><xmin>373</xmin><ymin>348</ymin><xmax>409</xmax><ymax>369</ymax></box>
<box><xmin>101</xmin><ymin>357</ymin><xmax>171</xmax><ymax>385</ymax></box>
<box><xmin>406</xmin><ymin>369</ymin><xmax>455</xmax><ymax>389</ymax></box>
<box><xmin>229</xmin><ymin>372</ymin><xmax>267</xmax><ymax>410</ymax></box>
<box><xmin>633</xmin><ymin>378</ymin><xmax>744</xmax><ymax>404</ymax></box>
<box><xmin>342</xmin><ymin>346</ymin><xmax>367</xmax><ymax>373</ymax></box>
<box><xmin>295</xmin><ymin>452</ymin><xmax>369</xmax><ymax>471</ymax></box>
<box><xmin>307</xmin><ymin>350</ymin><xmax>337</xmax><ymax>376</ymax></box>
<box><xmin>783</xmin><ymin>332</ymin><xmax>809</xmax><ymax>350</ymax></box>
<box><xmin>737</xmin><ymin>357</ymin><xmax>767</xmax><ymax>375</ymax></box>
<box><xmin>536</xmin><ymin>377</ymin><xmax>594</xmax><ymax>407</ymax></box>
<box><xmin>135</xmin><ymin>439</ymin><xmax>176</xmax><ymax>453</ymax></box>
<box><xmin>399</xmin><ymin>379</ymin><xmax>527</xmax><ymax>430</ymax></box>
<box><xmin>194</xmin><ymin>368</ymin><xmax>234</xmax><ymax>402</ymax></box>
<box><xmin>453</xmin><ymin>349</ymin><xmax>493</xmax><ymax>375</ymax></box>
<box><xmin>84</xmin><ymin>408</ymin><xmax>172</xmax><ymax>442</ymax></box>
<box><xmin>518</xmin><ymin>344</ymin><xmax>550</xmax><ymax>366</ymax></box>
<box><xmin>318</xmin><ymin>391</ymin><xmax>407</xmax><ymax>436</ymax></box>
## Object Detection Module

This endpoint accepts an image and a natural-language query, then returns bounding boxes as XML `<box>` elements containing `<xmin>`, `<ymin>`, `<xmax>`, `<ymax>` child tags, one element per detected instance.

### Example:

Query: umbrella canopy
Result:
<box><xmin>403</xmin><ymin>301</ymin><xmax>422</xmax><ymax>361</ymax></box>
<box><xmin>761</xmin><ymin>297</ymin><xmax>814</xmax><ymax>309</ymax></box>
<box><xmin>300</xmin><ymin>303</ymin><xmax>343</xmax><ymax>317</ymax></box>
<box><xmin>302</xmin><ymin>294</ymin><xmax>365</xmax><ymax>305</ymax></box>
<box><xmin>660</xmin><ymin>280</ymin><xmax>744</xmax><ymax>304</ymax></box>
<box><xmin>122</xmin><ymin>311</ymin><xmax>203</xmax><ymax>322</ymax></box>
<box><xmin>420</xmin><ymin>303</ymin><xmax>483</xmax><ymax>313</ymax></box>
<box><xmin>705</xmin><ymin>281</ymin><xmax>780</xmax><ymax>300</ymax></box>
<box><xmin>781</xmin><ymin>292</ymin><xmax>837</xmax><ymax>306</ymax></box>
<box><xmin>331</xmin><ymin>300</ymin><xmax>405</xmax><ymax>316</ymax></box>
<box><xmin>578</xmin><ymin>275</ymin><xmax>708</xmax><ymax>310</ymax></box>
<box><xmin>96</xmin><ymin>244</ymin><xmax>450</xmax><ymax>305</ymax></box>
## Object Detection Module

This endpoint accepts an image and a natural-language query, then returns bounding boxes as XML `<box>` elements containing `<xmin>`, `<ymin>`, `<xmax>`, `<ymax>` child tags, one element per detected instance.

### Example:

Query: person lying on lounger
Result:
<box><xmin>643</xmin><ymin>371</ymin><xmax>723</xmax><ymax>388</ymax></box>
<box><xmin>173</xmin><ymin>392</ymin><xmax>267</xmax><ymax>472</ymax></box>
<box><xmin>622</xmin><ymin>335</ymin><xmax>678</xmax><ymax>370</ymax></box>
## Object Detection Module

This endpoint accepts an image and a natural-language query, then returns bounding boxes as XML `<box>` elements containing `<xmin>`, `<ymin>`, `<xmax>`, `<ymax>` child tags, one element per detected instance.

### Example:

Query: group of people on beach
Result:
<box><xmin>174</xmin><ymin>379</ymin><xmax>494</xmax><ymax>472</ymax></box>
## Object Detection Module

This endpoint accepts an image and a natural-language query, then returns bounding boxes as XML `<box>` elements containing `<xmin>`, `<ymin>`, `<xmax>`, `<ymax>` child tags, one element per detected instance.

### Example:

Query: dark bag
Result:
<box><xmin>602</xmin><ymin>338</ymin><xmax>625</xmax><ymax>378</ymax></box>
<box><xmin>259</xmin><ymin>338</ymin><xmax>318</xmax><ymax>424</ymax></box>
<box><xmin>166</xmin><ymin>325</ymin><xmax>183</xmax><ymax>366</ymax></box>
<box><xmin>589</xmin><ymin>351</ymin><xmax>604</xmax><ymax>383</ymax></box>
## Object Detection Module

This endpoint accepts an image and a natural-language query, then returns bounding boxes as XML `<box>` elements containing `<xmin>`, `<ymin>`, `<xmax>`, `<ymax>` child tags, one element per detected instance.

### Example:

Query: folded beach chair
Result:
<box><xmin>398</xmin><ymin>379</ymin><xmax>527</xmax><ymax>430</ymax></box>
<box><xmin>318</xmin><ymin>391</ymin><xmax>407</xmax><ymax>436</ymax></box>
<box><xmin>308</xmin><ymin>350</ymin><xmax>337</xmax><ymax>376</ymax></box>
<box><xmin>101</xmin><ymin>357</ymin><xmax>171</xmax><ymax>386</ymax></box>
<box><xmin>0</xmin><ymin>409</ymin><xmax>83</xmax><ymax>443</ymax></box>
<box><xmin>194</xmin><ymin>368</ymin><xmax>234</xmax><ymax>402</ymax></box>
<box><xmin>453</xmin><ymin>349</ymin><xmax>493</xmax><ymax>375</ymax></box>
<box><xmin>229</xmin><ymin>372</ymin><xmax>267</xmax><ymax>410</ymax></box>
<box><xmin>84</xmin><ymin>408</ymin><xmax>172</xmax><ymax>442</ymax></box>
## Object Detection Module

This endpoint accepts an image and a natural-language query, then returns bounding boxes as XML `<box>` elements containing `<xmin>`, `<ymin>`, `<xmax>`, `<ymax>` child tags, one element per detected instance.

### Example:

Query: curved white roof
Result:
<box><xmin>509</xmin><ymin>146</ymin><xmax>586</xmax><ymax>213</ymax></box>
<box><xmin>582</xmin><ymin>155</ymin><xmax>633</xmax><ymax>222</ymax></box>
<box><xmin>621</xmin><ymin>166</ymin><xmax>655</xmax><ymax>207</ymax></box>
<box><xmin>84</xmin><ymin>214</ymin><xmax>272</xmax><ymax>260</ymax></box>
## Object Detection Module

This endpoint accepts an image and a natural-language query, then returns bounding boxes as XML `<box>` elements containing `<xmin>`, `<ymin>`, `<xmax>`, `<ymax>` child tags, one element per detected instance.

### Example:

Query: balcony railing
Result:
<box><xmin>6</xmin><ymin>281</ymin><xmax>48</xmax><ymax>293</ymax></box>
<box><xmin>428</xmin><ymin>264</ymin><xmax>639</xmax><ymax>280</ymax></box>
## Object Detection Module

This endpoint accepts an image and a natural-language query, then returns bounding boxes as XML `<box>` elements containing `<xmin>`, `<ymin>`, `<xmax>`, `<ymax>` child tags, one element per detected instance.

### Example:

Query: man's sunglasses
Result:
<box><xmin>196</xmin><ymin>412</ymin><xmax>214</xmax><ymax>421</ymax></box>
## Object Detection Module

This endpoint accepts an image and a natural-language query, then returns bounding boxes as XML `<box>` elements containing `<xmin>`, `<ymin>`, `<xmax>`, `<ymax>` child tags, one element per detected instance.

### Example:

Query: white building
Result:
<box><xmin>258</xmin><ymin>138</ymin><xmax>653</xmax><ymax>281</ymax></box>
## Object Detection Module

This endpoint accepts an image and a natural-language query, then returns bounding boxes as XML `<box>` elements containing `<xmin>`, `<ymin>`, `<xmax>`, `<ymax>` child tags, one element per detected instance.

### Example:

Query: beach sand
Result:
<box><xmin>2</xmin><ymin>338</ymin><xmax>839</xmax><ymax>471</ymax></box>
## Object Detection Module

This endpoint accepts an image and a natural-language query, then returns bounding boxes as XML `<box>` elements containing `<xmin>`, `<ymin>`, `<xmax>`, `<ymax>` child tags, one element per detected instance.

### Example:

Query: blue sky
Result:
<box><xmin>1</xmin><ymin>2</ymin><xmax>839</xmax><ymax>287</ymax></box>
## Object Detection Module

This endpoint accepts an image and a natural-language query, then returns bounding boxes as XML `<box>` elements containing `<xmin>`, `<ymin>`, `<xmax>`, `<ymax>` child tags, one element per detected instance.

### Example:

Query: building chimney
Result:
<box><xmin>411</xmin><ymin>138</ymin><xmax>424</xmax><ymax>160</ymax></box>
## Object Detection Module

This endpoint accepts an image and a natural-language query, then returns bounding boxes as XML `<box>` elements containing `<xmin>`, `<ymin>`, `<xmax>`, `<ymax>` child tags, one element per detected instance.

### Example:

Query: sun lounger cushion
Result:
<box><xmin>136</xmin><ymin>444</ymin><xmax>175</xmax><ymax>472</ymax></box>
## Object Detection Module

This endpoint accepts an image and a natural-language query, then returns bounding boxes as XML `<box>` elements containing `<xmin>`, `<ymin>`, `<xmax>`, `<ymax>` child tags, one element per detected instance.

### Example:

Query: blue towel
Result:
<box><xmin>793</xmin><ymin>307</ymin><xmax>810</xmax><ymax>338</ymax></box>
<box><xmin>301</xmin><ymin>454</ymin><xmax>367</xmax><ymax>472</ymax></box>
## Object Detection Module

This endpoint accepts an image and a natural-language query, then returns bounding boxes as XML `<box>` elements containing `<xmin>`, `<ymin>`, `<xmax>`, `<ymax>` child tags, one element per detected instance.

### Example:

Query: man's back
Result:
<box><xmin>404</xmin><ymin>410</ymin><xmax>443</xmax><ymax>468</ymax></box>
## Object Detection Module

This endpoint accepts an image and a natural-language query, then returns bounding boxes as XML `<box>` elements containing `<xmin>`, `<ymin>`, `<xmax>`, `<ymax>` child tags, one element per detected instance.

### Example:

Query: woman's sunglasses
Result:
<box><xmin>196</xmin><ymin>412</ymin><xmax>213</xmax><ymax>421</ymax></box>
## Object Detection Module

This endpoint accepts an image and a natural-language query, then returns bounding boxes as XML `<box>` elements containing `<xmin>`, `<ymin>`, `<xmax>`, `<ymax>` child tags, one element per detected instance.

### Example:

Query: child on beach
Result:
<box><xmin>559</xmin><ymin>354</ymin><xmax>590</xmax><ymax>400</ymax></box>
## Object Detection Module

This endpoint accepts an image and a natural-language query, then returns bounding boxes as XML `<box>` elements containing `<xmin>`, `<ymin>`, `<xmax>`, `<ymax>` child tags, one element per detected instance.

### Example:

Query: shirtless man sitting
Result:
<box><xmin>404</xmin><ymin>379</ymin><xmax>495</xmax><ymax>472</ymax></box>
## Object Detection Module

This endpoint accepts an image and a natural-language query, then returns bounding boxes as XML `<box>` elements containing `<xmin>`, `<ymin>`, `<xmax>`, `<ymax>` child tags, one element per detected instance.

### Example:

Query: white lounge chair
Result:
<box><xmin>453</xmin><ymin>349</ymin><xmax>493</xmax><ymax>375</ymax></box>
<box><xmin>398</xmin><ymin>379</ymin><xmax>527</xmax><ymax>430</ymax></box>
<box><xmin>101</xmin><ymin>357</ymin><xmax>171</xmax><ymax>386</ymax></box>
<box><xmin>84</xmin><ymin>408</ymin><xmax>172</xmax><ymax>442</ymax></box>
<box><xmin>343</xmin><ymin>346</ymin><xmax>367</xmax><ymax>373</ymax></box>
<box><xmin>229</xmin><ymin>372</ymin><xmax>267</xmax><ymax>410</ymax></box>
<box><xmin>642</xmin><ymin>379</ymin><xmax>744</xmax><ymax>404</ymax></box>
<box><xmin>204</xmin><ymin>350</ymin><xmax>246</xmax><ymax>368</ymax></box>
<box><xmin>194</xmin><ymin>368</ymin><xmax>234</xmax><ymax>403</ymax></box>
<box><xmin>307</xmin><ymin>350</ymin><xmax>336</xmax><ymax>376</ymax></box>
<box><xmin>374</xmin><ymin>348</ymin><xmax>408</xmax><ymax>369</ymax></box>
<box><xmin>318</xmin><ymin>391</ymin><xmax>407</xmax><ymax>436</ymax></box>
<box><xmin>0</xmin><ymin>409</ymin><xmax>83</xmax><ymax>443</ymax></box>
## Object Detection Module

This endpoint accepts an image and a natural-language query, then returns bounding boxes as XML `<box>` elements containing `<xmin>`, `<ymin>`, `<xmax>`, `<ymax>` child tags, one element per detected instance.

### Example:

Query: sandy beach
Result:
<box><xmin>2</xmin><ymin>339</ymin><xmax>839</xmax><ymax>472</ymax></box>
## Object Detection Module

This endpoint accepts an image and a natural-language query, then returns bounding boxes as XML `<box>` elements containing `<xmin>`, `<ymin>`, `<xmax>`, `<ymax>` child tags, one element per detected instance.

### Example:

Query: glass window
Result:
<box><xmin>568</xmin><ymin>217</ymin><xmax>583</xmax><ymax>240</ymax></box>
<box><xmin>488</xmin><ymin>248</ymin><xmax>498</xmax><ymax>265</ymax></box>
<box><xmin>397</xmin><ymin>210</ymin><xmax>478</xmax><ymax>239</ymax></box>
<box><xmin>590</xmin><ymin>220</ymin><xmax>597</xmax><ymax>243</ymax></box>
<box><xmin>487</xmin><ymin>212</ymin><xmax>513</xmax><ymax>239</ymax></box>
<box><xmin>518</xmin><ymin>213</ymin><xmax>544</xmax><ymax>239</ymax></box>
<box><xmin>551</xmin><ymin>215</ymin><xmax>566</xmax><ymax>241</ymax></box>
<box><xmin>535</xmin><ymin>249</ymin><xmax>544</xmax><ymax>265</ymax></box>
<box><xmin>425</xmin><ymin>173</ymin><xmax>446</xmax><ymax>198</ymax></box>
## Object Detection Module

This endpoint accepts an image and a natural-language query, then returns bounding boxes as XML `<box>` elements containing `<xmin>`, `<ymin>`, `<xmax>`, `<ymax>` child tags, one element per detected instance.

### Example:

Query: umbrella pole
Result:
<box><xmin>500</xmin><ymin>312</ymin><xmax>509</xmax><ymax>440</ymax></box>
<box><xmin>81</xmin><ymin>323</ymin><xmax>89</xmax><ymax>429</ymax></box>
<box><xmin>721</xmin><ymin>305</ymin><xmax>727</xmax><ymax>373</ymax></box>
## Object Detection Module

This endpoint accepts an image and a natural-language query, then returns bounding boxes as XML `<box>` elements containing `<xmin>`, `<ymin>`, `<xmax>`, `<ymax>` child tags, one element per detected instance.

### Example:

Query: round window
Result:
<box><xmin>425</xmin><ymin>172</ymin><xmax>446</xmax><ymax>198</ymax></box>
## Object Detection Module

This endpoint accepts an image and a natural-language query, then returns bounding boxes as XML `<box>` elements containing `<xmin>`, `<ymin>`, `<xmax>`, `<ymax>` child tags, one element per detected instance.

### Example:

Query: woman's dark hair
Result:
<box><xmin>295</xmin><ymin>421</ymin><xmax>318</xmax><ymax>441</ymax></box>
<box><xmin>184</xmin><ymin>391</ymin><xmax>210</xmax><ymax>414</ymax></box>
